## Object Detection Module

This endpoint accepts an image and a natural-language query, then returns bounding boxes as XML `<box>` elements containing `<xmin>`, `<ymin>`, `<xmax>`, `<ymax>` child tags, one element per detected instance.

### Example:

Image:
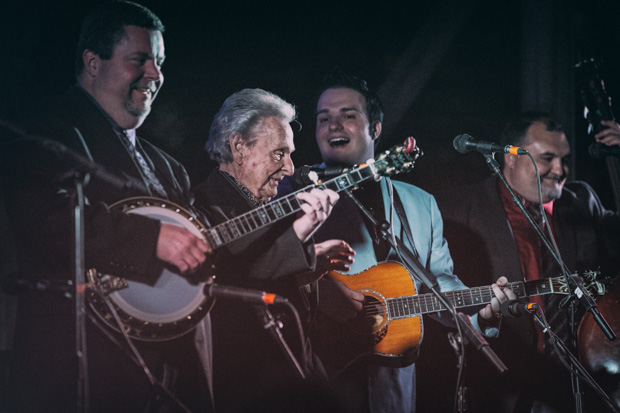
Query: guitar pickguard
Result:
<box><xmin>373</xmin><ymin>324</ymin><xmax>388</xmax><ymax>345</ymax></box>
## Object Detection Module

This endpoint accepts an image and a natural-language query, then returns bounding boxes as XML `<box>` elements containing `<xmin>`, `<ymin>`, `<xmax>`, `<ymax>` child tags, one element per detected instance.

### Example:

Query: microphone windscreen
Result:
<box><xmin>294</xmin><ymin>165</ymin><xmax>313</xmax><ymax>186</ymax></box>
<box><xmin>500</xmin><ymin>300</ymin><xmax>519</xmax><ymax>317</ymax></box>
<box><xmin>453</xmin><ymin>134</ymin><xmax>473</xmax><ymax>153</ymax></box>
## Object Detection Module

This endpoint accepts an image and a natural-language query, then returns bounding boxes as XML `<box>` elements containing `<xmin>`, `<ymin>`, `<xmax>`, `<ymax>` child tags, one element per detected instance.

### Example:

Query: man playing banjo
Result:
<box><xmin>4</xmin><ymin>2</ymin><xmax>213</xmax><ymax>411</ymax></box>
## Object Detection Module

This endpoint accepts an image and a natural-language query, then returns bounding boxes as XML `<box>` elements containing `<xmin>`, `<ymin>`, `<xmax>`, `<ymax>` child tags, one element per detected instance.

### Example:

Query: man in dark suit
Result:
<box><xmin>2</xmin><ymin>2</ymin><xmax>213</xmax><ymax>411</ymax></box>
<box><xmin>193</xmin><ymin>88</ymin><xmax>344</xmax><ymax>411</ymax></box>
<box><xmin>434</xmin><ymin>111</ymin><xmax>620</xmax><ymax>412</ymax></box>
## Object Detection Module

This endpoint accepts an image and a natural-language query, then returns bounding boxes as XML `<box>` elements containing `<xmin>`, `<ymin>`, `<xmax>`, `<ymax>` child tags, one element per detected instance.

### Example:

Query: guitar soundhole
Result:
<box><xmin>356</xmin><ymin>295</ymin><xmax>385</xmax><ymax>334</ymax></box>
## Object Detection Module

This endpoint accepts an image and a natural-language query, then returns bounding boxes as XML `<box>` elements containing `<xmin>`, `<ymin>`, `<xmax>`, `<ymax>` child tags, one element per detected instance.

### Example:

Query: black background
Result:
<box><xmin>2</xmin><ymin>0</ymin><xmax>619</xmax><ymax>204</ymax></box>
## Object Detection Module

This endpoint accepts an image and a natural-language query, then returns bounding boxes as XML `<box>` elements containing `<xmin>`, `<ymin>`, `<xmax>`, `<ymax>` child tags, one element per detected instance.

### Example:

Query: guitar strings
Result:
<box><xmin>356</xmin><ymin>278</ymin><xmax>566</xmax><ymax>319</ymax></box>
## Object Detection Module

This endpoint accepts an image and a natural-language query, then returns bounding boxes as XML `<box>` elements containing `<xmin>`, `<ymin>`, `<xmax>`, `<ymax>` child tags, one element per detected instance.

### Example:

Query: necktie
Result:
<box><xmin>120</xmin><ymin>130</ymin><xmax>168</xmax><ymax>198</ymax></box>
<box><xmin>528</xmin><ymin>205</ymin><xmax>570</xmax><ymax>353</ymax></box>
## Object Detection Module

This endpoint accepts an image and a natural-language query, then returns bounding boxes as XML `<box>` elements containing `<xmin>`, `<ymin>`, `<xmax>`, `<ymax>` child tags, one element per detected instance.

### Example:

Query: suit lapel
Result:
<box><xmin>478</xmin><ymin>177</ymin><xmax>525</xmax><ymax>283</ymax></box>
<box><xmin>552</xmin><ymin>195</ymin><xmax>577</xmax><ymax>272</ymax></box>
<box><xmin>139</xmin><ymin>139</ymin><xmax>185</xmax><ymax>204</ymax></box>
<box><xmin>62</xmin><ymin>89</ymin><xmax>147</xmax><ymax>201</ymax></box>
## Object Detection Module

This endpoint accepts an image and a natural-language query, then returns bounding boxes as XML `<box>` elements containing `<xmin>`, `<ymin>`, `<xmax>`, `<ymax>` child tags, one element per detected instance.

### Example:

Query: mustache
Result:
<box><xmin>130</xmin><ymin>79</ymin><xmax>158</xmax><ymax>93</ymax></box>
<box><xmin>541</xmin><ymin>172</ymin><xmax>566</xmax><ymax>182</ymax></box>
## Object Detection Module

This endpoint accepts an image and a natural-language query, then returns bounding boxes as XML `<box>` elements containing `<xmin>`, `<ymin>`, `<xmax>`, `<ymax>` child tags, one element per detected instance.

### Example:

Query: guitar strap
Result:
<box><xmin>391</xmin><ymin>184</ymin><xmax>421</xmax><ymax>265</ymax></box>
<box><xmin>354</xmin><ymin>181</ymin><xmax>391</xmax><ymax>261</ymax></box>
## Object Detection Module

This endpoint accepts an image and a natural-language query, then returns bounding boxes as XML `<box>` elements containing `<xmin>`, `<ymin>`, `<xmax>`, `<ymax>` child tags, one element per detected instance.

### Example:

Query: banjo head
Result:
<box><xmin>87</xmin><ymin>197</ymin><xmax>214</xmax><ymax>342</ymax></box>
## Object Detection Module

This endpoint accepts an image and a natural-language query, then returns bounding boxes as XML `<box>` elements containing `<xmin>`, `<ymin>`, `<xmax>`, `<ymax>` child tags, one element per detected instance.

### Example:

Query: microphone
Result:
<box><xmin>453</xmin><ymin>134</ymin><xmax>527</xmax><ymax>155</ymax></box>
<box><xmin>500</xmin><ymin>300</ymin><xmax>539</xmax><ymax>317</ymax></box>
<box><xmin>204</xmin><ymin>283</ymin><xmax>288</xmax><ymax>305</ymax></box>
<box><xmin>588</xmin><ymin>142</ymin><xmax>620</xmax><ymax>159</ymax></box>
<box><xmin>294</xmin><ymin>165</ymin><xmax>349</xmax><ymax>186</ymax></box>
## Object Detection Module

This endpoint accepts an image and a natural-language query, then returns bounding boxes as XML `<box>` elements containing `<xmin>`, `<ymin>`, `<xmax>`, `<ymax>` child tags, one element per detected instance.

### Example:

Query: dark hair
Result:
<box><xmin>500</xmin><ymin>110</ymin><xmax>564</xmax><ymax>147</ymax></box>
<box><xmin>318</xmin><ymin>71</ymin><xmax>384</xmax><ymax>140</ymax></box>
<box><xmin>75</xmin><ymin>1</ymin><xmax>164</xmax><ymax>78</ymax></box>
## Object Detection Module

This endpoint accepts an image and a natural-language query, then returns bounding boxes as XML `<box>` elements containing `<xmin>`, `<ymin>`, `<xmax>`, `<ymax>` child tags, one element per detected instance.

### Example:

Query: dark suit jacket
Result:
<box><xmin>4</xmin><ymin>86</ymin><xmax>197</xmax><ymax>284</ymax></box>
<box><xmin>438</xmin><ymin>176</ymin><xmax>618</xmax><ymax>284</ymax></box>
<box><xmin>193</xmin><ymin>169</ymin><xmax>322</xmax><ymax>411</ymax></box>
<box><xmin>194</xmin><ymin>169</ymin><xmax>315</xmax><ymax>287</ymax></box>
<box><xmin>2</xmin><ymin>86</ymin><xmax>212</xmax><ymax>412</ymax></box>
<box><xmin>431</xmin><ymin>175</ymin><xmax>620</xmax><ymax>412</ymax></box>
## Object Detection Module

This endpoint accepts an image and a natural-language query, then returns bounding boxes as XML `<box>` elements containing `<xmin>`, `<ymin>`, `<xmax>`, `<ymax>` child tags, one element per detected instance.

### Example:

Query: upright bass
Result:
<box><xmin>575</xmin><ymin>57</ymin><xmax>620</xmax><ymax>408</ymax></box>
<box><xmin>576</xmin><ymin>57</ymin><xmax>620</xmax><ymax>213</ymax></box>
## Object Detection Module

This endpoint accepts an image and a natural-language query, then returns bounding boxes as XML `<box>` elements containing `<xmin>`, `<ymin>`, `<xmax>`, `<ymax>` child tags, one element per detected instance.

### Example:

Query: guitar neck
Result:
<box><xmin>203</xmin><ymin>163</ymin><xmax>381</xmax><ymax>249</ymax></box>
<box><xmin>386</xmin><ymin>277</ymin><xmax>567</xmax><ymax>319</ymax></box>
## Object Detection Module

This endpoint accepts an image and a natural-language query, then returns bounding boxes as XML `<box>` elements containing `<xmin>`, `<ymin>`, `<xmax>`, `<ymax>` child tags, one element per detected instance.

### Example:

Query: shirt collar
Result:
<box><xmin>219</xmin><ymin>169</ymin><xmax>265</xmax><ymax>207</ymax></box>
<box><xmin>497</xmin><ymin>178</ymin><xmax>554</xmax><ymax>215</ymax></box>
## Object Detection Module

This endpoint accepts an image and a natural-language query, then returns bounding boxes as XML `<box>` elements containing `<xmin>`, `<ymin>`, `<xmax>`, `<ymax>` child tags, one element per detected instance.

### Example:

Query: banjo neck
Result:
<box><xmin>203</xmin><ymin>142</ymin><xmax>419</xmax><ymax>249</ymax></box>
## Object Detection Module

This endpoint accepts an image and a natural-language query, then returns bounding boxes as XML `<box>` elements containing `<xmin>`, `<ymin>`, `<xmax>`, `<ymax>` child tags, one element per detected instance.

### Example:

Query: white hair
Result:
<box><xmin>206</xmin><ymin>88</ymin><xmax>296</xmax><ymax>164</ymax></box>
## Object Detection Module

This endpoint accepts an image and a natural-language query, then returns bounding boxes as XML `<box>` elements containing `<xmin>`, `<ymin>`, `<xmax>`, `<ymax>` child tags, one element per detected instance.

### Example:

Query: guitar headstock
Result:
<box><xmin>582</xmin><ymin>270</ymin><xmax>606</xmax><ymax>296</ymax></box>
<box><xmin>372</xmin><ymin>137</ymin><xmax>423</xmax><ymax>177</ymax></box>
<box><xmin>551</xmin><ymin>271</ymin><xmax>605</xmax><ymax>297</ymax></box>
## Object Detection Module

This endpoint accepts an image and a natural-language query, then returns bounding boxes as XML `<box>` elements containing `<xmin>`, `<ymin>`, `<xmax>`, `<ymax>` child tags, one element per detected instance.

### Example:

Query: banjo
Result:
<box><xmin>87</xmin><ymin>138</ymin><xmax>422</xmax><ymax>341</ymax></box>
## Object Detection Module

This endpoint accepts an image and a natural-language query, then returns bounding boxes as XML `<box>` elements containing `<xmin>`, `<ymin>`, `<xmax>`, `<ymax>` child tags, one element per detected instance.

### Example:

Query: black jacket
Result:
<box><xmin>193</xmin><ymin>169</ymin><xmax>323</xmax><ymax>410</ymax></box>
<box><xmin>2</xmin><ymin>86</ymin><xmax>212</xmax><ymax>412</ymax></box>
<box><xmin>432</xmin><ymin>175</ymin><xmax>620</xmax><ymax>412</ymax></box>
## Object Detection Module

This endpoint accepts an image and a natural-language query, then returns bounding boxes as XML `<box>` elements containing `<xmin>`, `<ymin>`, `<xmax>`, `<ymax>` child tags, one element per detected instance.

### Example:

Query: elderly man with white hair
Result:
<box><xmin>193</xmin><ymin>88</ymin><xmax>348</xmax><ymax>411</ymax></box>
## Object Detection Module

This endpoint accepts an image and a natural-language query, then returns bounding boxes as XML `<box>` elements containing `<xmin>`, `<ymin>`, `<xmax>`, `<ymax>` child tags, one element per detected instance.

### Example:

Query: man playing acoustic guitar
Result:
<box><xmin>436</xmin><ymin>111</ymin><xmax>620</xmax><ymax>412</ymax></box>
<box><xmin>278</xmin><ymin>72</ymin><xmax>514</xmax><ymax>412</ymax></box>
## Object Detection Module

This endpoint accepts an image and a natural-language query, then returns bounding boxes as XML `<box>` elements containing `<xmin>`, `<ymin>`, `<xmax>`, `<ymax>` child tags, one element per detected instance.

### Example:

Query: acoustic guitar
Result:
<box><xmin>314</xmin><ymin>261</ymin><xmax>604</xmax><ymax>378</ymax></box>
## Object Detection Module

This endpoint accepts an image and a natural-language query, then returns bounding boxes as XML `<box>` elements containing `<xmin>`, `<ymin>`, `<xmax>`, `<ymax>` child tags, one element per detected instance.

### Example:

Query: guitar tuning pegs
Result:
<box><xmin>403</xmin><ymin>137</ymin><xmax>416</xmax><ymax>153</ymax></box>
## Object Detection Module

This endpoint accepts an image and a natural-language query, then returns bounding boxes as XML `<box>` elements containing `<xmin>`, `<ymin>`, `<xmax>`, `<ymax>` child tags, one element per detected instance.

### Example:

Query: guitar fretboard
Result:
<box><xmin>202</xmin><ymin>147</ymin><xmax>414</xmax><ymax>249</ymax></box>
<box><xmin>386</xmin><ymin>277</ymin><xmax>568</xmax><ymax>319</ymax></box>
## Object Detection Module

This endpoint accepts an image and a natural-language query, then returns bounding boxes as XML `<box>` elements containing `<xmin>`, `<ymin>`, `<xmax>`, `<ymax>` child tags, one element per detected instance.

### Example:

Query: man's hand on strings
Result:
<box><xmin>294</xmin><ymin>188</ymin><xmax>339</xmax><ymax>242</ymax></box>
<box><xmin>156</xmin><ymin>223</ymin><xmax>211</xmax><ymax>273</ymax></box>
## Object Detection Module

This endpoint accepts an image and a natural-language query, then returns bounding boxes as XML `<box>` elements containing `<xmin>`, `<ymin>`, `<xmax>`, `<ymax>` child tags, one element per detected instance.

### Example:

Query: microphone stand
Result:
<box><xmin>66</xmin><ymin>169</ymin><xmax>90</xmax><ymax>413</ymax></box>
<box><xmin>259</xmin><ymin>306</ymin><xmax>306</xmax><ymax>379</ymax></box>
<box><xmin>485</xmin><ymin>154</ymin><xmax>614</xmax><ymax>339</ymax></box>
<box><xmin>532</xmin><ymin>307</ymin><xmax>620</xmax><ymax>413</ymax></box>
<box><xmin>343</xmin><ymin>187</ymin><xmax>507</xmax><ymax>374</ymax></box>
<box><xmin>22</xmin><ymin>136</ymin><xmax>152</xmax><ymax>412</ymax></box>
<box><xmin>484</xmin><ymin>153</ymin><xmax>617</xmax><ymax>412</ymax></box>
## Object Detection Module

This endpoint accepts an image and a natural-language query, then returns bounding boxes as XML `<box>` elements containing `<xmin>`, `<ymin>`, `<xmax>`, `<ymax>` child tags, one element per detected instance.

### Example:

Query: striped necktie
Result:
<box><xmin>120</xmin><ymin>130</ymin><xmax>168</xmax><ymax>198</ymax></box>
